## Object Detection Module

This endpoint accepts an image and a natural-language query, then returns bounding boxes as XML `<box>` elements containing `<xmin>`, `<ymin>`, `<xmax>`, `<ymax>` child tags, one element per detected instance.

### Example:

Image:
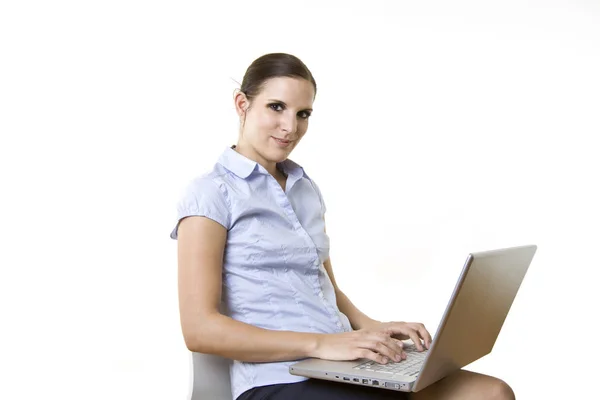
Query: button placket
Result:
<box><xmin>269</xmin><ymin>174</ymin><xmax>299</xmax><ymax>227</ymax></box>
<box><xmin>269</xmin><ymin>174</ymin><xmax>322</xmax><ymax>258</ymax></box>
<box><xmin>265</xmin><ymin>169</ymin><xmax>344</xmax><ymax>332</ymax></box>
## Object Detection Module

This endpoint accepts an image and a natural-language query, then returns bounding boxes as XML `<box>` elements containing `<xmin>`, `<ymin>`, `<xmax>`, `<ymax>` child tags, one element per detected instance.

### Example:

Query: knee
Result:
<box><xmin>489</xmin><ymin>378</ymin><xmax>515</xmax><ymax>400</ymax></box>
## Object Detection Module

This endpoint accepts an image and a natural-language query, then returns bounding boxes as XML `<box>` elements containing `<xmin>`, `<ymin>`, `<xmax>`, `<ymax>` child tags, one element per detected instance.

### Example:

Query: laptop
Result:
<box><xmin>289</xmin><ymin>244</ymin><xmax>537</xmax><ymax>392</ymax></box>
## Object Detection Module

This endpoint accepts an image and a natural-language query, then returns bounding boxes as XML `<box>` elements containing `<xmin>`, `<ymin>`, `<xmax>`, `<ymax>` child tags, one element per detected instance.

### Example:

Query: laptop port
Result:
<box><xmin>372</xmin><ymin>380</ymin><xmax>379</xmax><ymax>386</ymax></box>
<box><xmin>353</xmin><ymin>378</ymin><xmax>359</xmax><ymax>382</ymax></box>
<box><xmin>362</xmin><ymin>379</ymin><xmax>368</xmax><ymax>384</ymax></box>
<box><xmin>343</xmin><ymin>377</ymin><xmax>350</xmax><ymax>381</ymax></box>
<box><xmin>385</xmin><ymin>382</ymin><xmax>401</xmax><ymax>389</ymax></box>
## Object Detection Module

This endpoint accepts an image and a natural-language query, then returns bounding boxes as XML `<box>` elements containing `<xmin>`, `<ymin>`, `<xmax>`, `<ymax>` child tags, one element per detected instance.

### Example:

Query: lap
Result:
<box><xmin>410</xmin><ymin>369</ymin><xmax>514</xmax><ymax>400</ymax></box>
<box><xmin>237</xmin><ymin>379</ymin><xmax>410</xmax><ymax>400</ymax></box>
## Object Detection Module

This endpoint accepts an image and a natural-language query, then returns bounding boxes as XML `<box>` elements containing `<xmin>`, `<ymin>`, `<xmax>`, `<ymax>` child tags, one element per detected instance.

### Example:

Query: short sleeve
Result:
<box><xmin>169</xmin><ymin>177</ymin><xmax>231</xmax><ymax>240</ymax></box>
<box><xmin>310</xmin><ymin>180</ymin><xmax>327</xmax><ymax>215</ymax></box>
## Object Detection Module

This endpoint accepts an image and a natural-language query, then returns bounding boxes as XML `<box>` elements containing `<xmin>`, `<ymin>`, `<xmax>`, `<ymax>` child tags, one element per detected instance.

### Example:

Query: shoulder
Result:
<box><xmin>301</xmin><ymin>173</ymin><xmax>327</xmax><ymax>213</ymax></box>
<box><xmin>180</xmin><ymin>168</ymin><xmax>228</xmax><ymax>199</ymax></box>
<box><xmin>172</xmin><ymin>169</ymin><xmax>232</xmax><ymax>232</ymax></box>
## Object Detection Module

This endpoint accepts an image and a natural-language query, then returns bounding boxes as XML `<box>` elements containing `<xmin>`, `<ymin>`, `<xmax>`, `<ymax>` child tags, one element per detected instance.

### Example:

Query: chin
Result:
<box><xmin>266</xmin><ymin>145</ymin><xmax>294</xmax><ymax>162</ymax></box>
<box><xmin>269</xmin><ymin>152</ymin><xmax>290</xmax><ymax>163</ymax></box>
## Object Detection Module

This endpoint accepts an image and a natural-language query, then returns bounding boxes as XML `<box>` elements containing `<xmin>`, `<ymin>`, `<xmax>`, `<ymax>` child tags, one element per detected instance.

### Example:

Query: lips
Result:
<box><xmin>272</xmin><ymin>137</ymin><xmax>293</xmax><ymax>147</ymax></box>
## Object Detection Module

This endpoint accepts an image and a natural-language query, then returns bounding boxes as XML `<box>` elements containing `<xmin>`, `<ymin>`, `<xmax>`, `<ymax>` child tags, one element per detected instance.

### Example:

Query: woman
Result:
<box><xmin>170</xmin><ymin>53</ymin><xmax>515</xmax><ymax>400</ymax></box>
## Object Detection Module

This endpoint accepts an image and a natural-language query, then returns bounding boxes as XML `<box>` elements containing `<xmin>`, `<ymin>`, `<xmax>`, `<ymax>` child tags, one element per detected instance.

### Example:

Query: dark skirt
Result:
<box><xmin>237</xmin><ymin>378</ymin><xmax>411</xmax><ymax>400</ymax></box>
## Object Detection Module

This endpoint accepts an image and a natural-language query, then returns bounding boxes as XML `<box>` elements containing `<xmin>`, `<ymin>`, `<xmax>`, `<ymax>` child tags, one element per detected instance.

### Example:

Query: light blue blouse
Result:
<box><xmin>170</xmin><ymin>146</ymin><xmax>353</xmax><ymax>399</ymax></box>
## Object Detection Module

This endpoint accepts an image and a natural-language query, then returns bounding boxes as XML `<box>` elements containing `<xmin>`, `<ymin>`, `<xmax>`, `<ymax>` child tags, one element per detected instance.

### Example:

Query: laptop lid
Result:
<box><xmin>413</xmin><ymin>245</ymin><xmax>537</xmax><ymax>391</ymax></box>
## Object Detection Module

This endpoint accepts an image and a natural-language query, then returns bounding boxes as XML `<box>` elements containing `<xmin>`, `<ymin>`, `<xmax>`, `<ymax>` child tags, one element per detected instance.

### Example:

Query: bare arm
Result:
<box><xmin>177</xmin><ymin>216</ymin><xmax>318</xmax><ymax>362</ymax></box>
<box><xmin>321</xmin><ymin>225</ymin><xmax>432</xmax><ymax>350</ymax></box>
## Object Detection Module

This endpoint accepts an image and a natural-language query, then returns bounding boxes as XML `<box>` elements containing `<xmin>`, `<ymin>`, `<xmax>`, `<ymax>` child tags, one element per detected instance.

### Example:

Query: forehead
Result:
<box><xmin>257</xmin><ymin>77</ymin><xmax>315</xmax><ymax>107</ymax></box>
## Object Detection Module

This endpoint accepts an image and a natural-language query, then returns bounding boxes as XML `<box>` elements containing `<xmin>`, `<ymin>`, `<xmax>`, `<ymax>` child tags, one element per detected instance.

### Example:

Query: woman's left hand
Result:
<box><xmin>366</xmin><ymin>321</ymin><xmax>433</xmax><ymax>351</ymax></box>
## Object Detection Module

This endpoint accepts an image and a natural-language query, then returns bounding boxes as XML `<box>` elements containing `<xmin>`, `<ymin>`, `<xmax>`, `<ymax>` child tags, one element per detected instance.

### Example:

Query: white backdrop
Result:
<box><xmin>1</xmin><ymin>1</ymin><xmax>599</xmax><ymax>399</ymax></box>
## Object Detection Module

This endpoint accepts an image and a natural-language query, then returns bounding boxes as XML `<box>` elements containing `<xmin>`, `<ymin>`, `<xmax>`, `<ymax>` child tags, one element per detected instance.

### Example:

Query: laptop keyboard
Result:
<box><xmin>353</xmin><ymin>344</ymin><xmax>428</xmax><ymax>377</ymax></box>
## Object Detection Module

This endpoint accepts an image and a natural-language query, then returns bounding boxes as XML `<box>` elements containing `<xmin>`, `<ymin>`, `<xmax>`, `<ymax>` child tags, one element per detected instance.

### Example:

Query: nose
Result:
<box><xmin>280</xmin><ymin>114</ymin><xmax>297</xmax><ymax>135</ymax></box>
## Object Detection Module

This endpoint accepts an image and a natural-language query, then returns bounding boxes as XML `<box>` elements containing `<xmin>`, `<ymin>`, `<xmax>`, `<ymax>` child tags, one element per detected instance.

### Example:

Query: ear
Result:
<box><xmin>233</xmin><ymin>89</ymin><xmax>250</xmax><ymax>117</ymax></box>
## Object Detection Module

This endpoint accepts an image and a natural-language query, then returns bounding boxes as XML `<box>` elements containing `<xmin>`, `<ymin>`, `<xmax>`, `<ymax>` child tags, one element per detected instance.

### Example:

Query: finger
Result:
<box><xmin>379</xmin><ymin>325</ymin><xmax>418</xmax><ymax>353</ymax></box>
<box><xmin>392</xmin><ymin>338</ymin><xmax>408</xmax><ymax>359</ymax></box>
<box><xmin>392</xmin><ymin>338</ymin><xmax>404</xmax><ymax>349</ymax></box>
<box><xmin>357</xmin><ymin>348</ymin><xmax>388</xmax><ymax>365</ymax></box>
<box><xmin>359</xmin><ymin>333</ymin><xmax>403</xmax><ymax>363</ymax></box>
<box><xmin>380</xmin><ymin>325</ymin><xmax>408</xmax><ymax>340</ymax></box>
<box><xmin>419</xmin><ymin>325</ymin><xmax>433</xmax><ymax>349</ymax></box>
<box><xmin>384</xmin><ymin>336</ymin><xmax>406</xmax><ymax>360</ymax></box>
<box><xmin>363</xmin><ymin>330</ymin><xmax>406</xmax><ymax>362</ymax></box>
<box><xmin>410</xmin><ymin>323</ymin><xmax>433</xmax><ymax>349</ymax></box>
<box><xmin>379</xmin><ymin>332</ymin><xmax>406</xmax><ymax>361</ymax></box>
<box><xmin>361</xmin><ymin>339</ymin><xmax>400</xmax><ymax>363</ymax></box>
<box><xmin>407</xmin><ymin>330</ymin><xmax>424</xmax><ymax>351</ymax></box>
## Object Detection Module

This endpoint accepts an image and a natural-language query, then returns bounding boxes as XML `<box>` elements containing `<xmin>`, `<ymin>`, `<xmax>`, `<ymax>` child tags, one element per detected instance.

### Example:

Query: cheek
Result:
<box><xmin>255</xmin><ymin>112</ymin><xmax>278</xmax><ymax>131</ymax></box>
<box><xmin>297</xmin><ymin>121</ymin><xmax>309</xmax><ymax>137</ymax></box>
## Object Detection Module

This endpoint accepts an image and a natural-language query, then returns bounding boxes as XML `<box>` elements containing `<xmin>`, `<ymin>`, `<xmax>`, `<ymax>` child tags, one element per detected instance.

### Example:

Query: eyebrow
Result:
<box><xmin>267</xmin><ymin>99</ymin><xmax>313</xmax><ymax>112</ymax></box>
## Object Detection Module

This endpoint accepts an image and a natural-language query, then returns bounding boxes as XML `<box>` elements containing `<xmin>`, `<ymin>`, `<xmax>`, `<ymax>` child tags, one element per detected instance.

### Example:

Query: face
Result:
<box><xmin>235</xmin><ymin>76</ymin><xmax>315</xmax><ymax>165</ymax></box>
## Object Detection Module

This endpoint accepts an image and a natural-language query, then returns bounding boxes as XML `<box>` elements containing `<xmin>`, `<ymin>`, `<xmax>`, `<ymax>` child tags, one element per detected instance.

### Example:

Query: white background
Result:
<box><xmin>1</xmin><ymin>1</ymin><xmax>599</xmax><ymax>399</ymax></box>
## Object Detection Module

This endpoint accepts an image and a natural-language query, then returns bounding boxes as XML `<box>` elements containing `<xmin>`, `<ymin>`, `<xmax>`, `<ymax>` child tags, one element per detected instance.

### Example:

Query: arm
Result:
<box><xmin>321</xmin><ymin>226</ymin><xmax>433</xmax><ymax>350</ymax></box>
<box><xmin>178</xmin><ymin>215</ymin><xmax>318</xmax><ymax>362</ymax></box>
<box><xmin>323</xmin><ymin>257</ymin><xmax>381</xmax><ymax>331</ymax></box>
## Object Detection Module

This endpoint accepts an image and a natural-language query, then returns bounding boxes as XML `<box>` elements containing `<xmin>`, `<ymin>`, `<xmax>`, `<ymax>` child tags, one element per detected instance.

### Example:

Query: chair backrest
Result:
<box><xmin>189</xmin><ymin>352</ymin><xmax>233</xmax><ymax>400</ymax></box>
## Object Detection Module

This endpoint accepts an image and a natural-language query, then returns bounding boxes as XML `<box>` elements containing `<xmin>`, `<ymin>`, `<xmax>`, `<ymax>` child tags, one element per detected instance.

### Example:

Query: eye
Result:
<box><xmin>268</xmin><ymin>102</ymin><xmax>311</xmax><ymax>119</ymax></box>
<box><xmin>298</xmin><ymin>111</ymin><xmax>312</xmax><ymax>119</ymax></box>
<box><xmin>269</xmin><ymin>103</ymin><xmax>284</xmax><ymax>112</ymax></box>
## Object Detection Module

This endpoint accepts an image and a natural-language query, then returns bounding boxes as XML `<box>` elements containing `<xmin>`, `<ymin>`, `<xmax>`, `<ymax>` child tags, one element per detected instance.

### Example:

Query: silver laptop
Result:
<box><xmin>289</xmin><ymin>245</ymin><xmax>537</xmax><ymax>392</ymax></box>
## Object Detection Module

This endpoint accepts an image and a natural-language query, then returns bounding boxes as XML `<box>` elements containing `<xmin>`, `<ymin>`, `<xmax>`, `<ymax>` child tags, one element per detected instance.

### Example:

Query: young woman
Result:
<box><xmin>170</xmin><ymin>53</ymin><xmax>515</xmax><ymax>400</ymax></box>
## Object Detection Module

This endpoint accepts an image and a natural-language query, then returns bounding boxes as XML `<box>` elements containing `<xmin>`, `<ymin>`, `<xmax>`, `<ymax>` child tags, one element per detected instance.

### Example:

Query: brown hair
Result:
<box><xmin>240</xmin><ymin>53</ymin><xmax>317</xmax><ymax>104</ymax></box>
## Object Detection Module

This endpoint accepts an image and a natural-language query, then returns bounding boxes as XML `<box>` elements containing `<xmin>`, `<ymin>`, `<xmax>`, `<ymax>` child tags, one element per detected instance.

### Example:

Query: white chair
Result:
<box><xmin>189</xmin><ymin>352</ymin><xmax>233</xmax><ymax>400</ymax></box>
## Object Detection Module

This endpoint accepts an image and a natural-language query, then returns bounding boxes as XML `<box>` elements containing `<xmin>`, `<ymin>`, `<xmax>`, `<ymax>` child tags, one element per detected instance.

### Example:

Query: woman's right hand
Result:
<box><xmin>311</xmin><ymin>328</ymin><xmax>407</xmax><ymax>364</ymax></box>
